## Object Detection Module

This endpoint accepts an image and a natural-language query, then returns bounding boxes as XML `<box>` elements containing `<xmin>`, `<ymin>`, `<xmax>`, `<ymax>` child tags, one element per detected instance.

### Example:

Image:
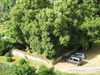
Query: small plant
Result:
<box><xmin>19</xmin><ymin>58</ymin><xmax>27</xmax><ymax>65</ymax></box>
<box><xmin>37</xmin><ymin>65</ymin><xmax>55</xmax><ymax>75</ymax></box>
<box><xmin>5</xmin><ymin>52</ymin><xmax>12</xmax><ymax>57</ymax></box>
<box><xmin>6</xmin><ymin>57</ymin><xmax>12</xmax><ymax>62</ymax></box>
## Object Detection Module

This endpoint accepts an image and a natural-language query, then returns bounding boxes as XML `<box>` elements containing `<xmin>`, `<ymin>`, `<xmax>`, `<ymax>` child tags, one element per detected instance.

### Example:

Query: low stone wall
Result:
<box><xmin>12</xmin><ymin>50</ymin><xmax>50</xmax><ymax>65</ymax></box>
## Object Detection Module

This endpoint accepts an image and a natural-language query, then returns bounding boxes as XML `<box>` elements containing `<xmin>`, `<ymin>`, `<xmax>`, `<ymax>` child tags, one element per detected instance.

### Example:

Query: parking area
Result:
<box><xmin>54</xmin><ymin>46</ymin><xmax>100</xmax><ymax>70</ymax></box>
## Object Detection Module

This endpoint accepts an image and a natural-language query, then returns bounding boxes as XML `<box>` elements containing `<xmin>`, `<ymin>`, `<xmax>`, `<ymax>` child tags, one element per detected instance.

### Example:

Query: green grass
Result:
<box><xmin>0</xmin><ymin>56</ymin><xmax>8</xmax><ymax>64</ymax></box>
<box><xmin>0</xmin><ymin>55</ymin><xmax>41</xmax><ymax>67</ymax></box>
<box><xmin>0</xmin><ymin>56</ymin><xmax>21</xmax><ymax>65</ymax></box>
<box><xmin>0</xmin><ymin>55</ymin><xmax>38</xmax><ymax>75</ymax></box>
<box><xmin>0</xmin><ymin>69</ymin><xmax>10</xmax><ymax>75</ymax></box>
<box><xmin>0</xmin><ymin>56</ymin><xmax>100</xmax><ymax>75</ymax></box>
<box><xmin>0</xmin><ymin>70</ymin><xmax>9</xmax><ymax>75</ymax></box>
<box><xmin>0</xmin><ymin>63</ymin><xmax>10</xmax><ymax>75</ymax></box>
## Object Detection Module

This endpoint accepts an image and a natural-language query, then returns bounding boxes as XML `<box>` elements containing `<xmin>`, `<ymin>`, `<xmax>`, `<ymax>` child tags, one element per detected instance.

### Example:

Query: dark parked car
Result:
<box><xmin>65</xmin><ymin>53</ymin><xmax>85</xmax><ymax>66</ymax></box>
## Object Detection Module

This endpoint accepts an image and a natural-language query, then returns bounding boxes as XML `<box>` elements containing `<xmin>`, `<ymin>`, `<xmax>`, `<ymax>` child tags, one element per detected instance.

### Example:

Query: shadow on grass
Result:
<box><xmin>12</xmin><ymin>59</ymin><xmax>15</xmax><ymax>62</ymax></box>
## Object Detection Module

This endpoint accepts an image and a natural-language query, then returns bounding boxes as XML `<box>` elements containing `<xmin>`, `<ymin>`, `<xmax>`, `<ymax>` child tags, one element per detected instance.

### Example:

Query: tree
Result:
<box><xmin>0</xmin><ymin>39</ymin><xmax>12</xmax><ymax>55</ymax></box>
<box><xmin>81</xmin><ymin>17</ymin><xmax>100</xmax><ymax>48</ymax></box>
<box><xmin>53</xmin><ymin>0</ymin><xmax>100</xmax><ymax>49</ymax></box>
<box><xmin>6</xmin><ymin>0</ymin><xmax>100</xmax><ymax>59</ymax></box>
<box><xmin>0</xmin><ymin>0</ymin><xmax>16</xmax><ymax>22</ymax></box>
<box><xmin>8</xmin><ymin>0</ymin><xmax>56</xmax><ymax>59</ymax></box>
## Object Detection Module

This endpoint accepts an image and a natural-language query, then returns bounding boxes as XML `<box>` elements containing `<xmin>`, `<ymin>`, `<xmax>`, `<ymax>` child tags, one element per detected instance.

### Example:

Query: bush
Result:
<box><xmin>0</xmin><ymin>63</ymin><xmax>10</xmax><ymax>75</ymax></box>
<box><xmin>19</xmin><ymin>58</ymin><xmax>27</xmax><ymax>65</ymax></box>
<box><xmin>9</xmin><ymin>64</ymin><xmax>36</xmax><ymax>75</ymax></box>
<box><xmin>0</xmin><ymin>40</ymin><xmax>12</xmax><ymax>55</ymax></box>
<box><xmin>5</xmin><ymin>52</ymin><xmax>12</xmax><ymax>57</ymax></box>
<box><xmin>37</xmin><ymin>65</ymin><xmax>55</xmax><ymax>75</ymax></box>
<box><xmin>6</xmin><ymin>57</ymin><xmax>12</xmax><ymax>62</ymax></box>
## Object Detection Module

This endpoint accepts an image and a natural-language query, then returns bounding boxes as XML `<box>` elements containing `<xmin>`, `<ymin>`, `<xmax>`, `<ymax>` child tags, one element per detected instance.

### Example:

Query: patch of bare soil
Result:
<box><xmin>83</xmin><ymin>46</ymin><xmax>100</xmax><ymax>66</ymax></box>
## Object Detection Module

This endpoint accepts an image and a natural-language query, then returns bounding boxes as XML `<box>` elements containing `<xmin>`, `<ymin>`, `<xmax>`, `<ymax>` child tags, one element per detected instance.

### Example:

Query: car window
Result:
<box><xmin>73</xmin><ymin>59</ymin><xmax>78</xmax><ymax>61</ymax></box>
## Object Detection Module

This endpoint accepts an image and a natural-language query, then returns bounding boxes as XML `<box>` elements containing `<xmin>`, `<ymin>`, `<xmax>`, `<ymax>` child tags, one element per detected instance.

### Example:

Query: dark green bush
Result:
<box><xmin>5</xmin><ymin>52</ymin><xmax>12</xmax><ymax>57</ymax></box>
<box><xmin>0</xmin><ymin>40</ymin><xmax>12</xmax><ymax>56</ymax></box>
<box><xmin>37</xmin><ymin>65</ymin><xmax>55</xmax><ymax>75</ymax></box>
<box><xmin>6</xmin><ymin>57</ymin><xmax>12</xmax><ymax>62</ymax></box>
<box><xmin>19</xmin><ymin>58</ymin><xmax>27</xmax><ymax>65</ymax></box>
<box><xmin>9</xmin><ymin>64</ymin><xmax>36</xmax><ymax>75</ymax></box>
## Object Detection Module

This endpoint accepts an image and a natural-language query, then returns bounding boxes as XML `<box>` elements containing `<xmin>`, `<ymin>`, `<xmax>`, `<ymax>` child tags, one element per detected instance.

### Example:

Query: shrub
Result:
<box><xmin>6</xmin><ymin>57</ymin><xmax>12</xmax><ymax>62</ymax></box>
<box><xmin>19</xmin><ymin>58</ymin><xmax>27</xmax><ymax>65</ymax></box>
<box><xmin>5</xmin><ymin>52</ymin><xmax>12</xmax><ymax>57</ymax></box>
<box><xmin>37</xmin><ymin>65</ymin><xmax>55</xmax><ymax>75</ymax></box>
<box><xmin>9</xmin><ymin>64</ymin><xmax>36</xmax><ymax>75</ymax></box>
<box><xmin>0</xmin><ymin>40</ymin><xmax>12</xmax><ymax>55</ymax></box>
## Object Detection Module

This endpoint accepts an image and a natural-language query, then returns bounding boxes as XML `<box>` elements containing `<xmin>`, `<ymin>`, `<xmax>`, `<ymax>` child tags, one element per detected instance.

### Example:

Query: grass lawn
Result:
<box><xmin>0</xmin><ymin>56</ymin><xmax>21</xmax><ymax>65</ymax></box>
<box><xmin>0</xmin><ymin>55</ymin><xmax>43</xmax><ymax>67</ymax></box>
<box><xmin>0</xmin><ymin>56</ymin><xmax>8</xmax><ymax>64</ymax></box>
<box><xmin>0</xmin><ymin>55</ymin><xmax>41</xmax><ymax>75</ymax></box>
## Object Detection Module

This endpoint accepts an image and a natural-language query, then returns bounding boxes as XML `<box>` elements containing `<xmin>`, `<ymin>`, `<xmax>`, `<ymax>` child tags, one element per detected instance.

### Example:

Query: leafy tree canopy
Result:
<box><xmin>0</xmin><ymin>0</ymin><xmax>99</xmax><ymax>59</ymax></box>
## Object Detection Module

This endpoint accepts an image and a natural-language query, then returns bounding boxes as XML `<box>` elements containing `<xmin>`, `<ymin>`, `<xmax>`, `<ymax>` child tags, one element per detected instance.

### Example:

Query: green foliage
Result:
<box><xmin>5</xmin><ymin>52</ymin><xmax>12</xmax><ymax>57</ymax></box>
<box><xmin>6</xmin><ymin>57</ymin><xmax>13</xmax><ymax>62</ymax></box>
<box><xmin>0</xmin><ymin>39</ymin><xmax>12</xmax><ymax>55</ymax></box>
<box><xmin>0</xmin><ymin>0</ymin><xmax>99</xmax><ymax>59</ymax></box>
<box><xmin>37</xmin><ymin>65</ymin><xmax>55</xmax><ymax>75</ymax></box>
<box><xmin>80</xmin><ymin>17</ymin><xmax>100</xmax><ymax>48</ymax></box>
<box><xmin>0</xmin><ymin>0</ymin><xmax>16</xmax><ymax>22</ymax></box>
<box><xmin>19</xmin><ymin>58</ymin><xmax>27</xmax><ymax>65</ymax></box>
<box><xmin>9</xmin><ymin>64</ymin><xmax>36</xmax><ymax>75</ymax></box>
<box><xmin>0</xmin><ymin>63</ymin><xmax>11</xmax><ymax>75</ymax></box>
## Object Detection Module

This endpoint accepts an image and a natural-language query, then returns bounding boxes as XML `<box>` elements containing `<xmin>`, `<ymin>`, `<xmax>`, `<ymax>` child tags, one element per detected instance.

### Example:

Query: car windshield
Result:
<box><xmin>76</xmin><ymin>54</ymin><xmax>83</xmax><ymax>56</ymax></box>
<box><xmin>74</xmin><ymin>53</ymin><xmax>84</xmax><ymax>57</ymax></box>
<box><xmin>76</xmin><ymin>53</ymin><xmax>84</xmax><ymax>55</ymax></box>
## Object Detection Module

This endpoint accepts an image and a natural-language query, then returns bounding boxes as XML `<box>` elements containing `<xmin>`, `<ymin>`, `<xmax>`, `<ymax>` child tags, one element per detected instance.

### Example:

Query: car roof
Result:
<box><xmin>71</xmin><ymin>55</ymin><xmax>82</xmax><ymax>59</ymax></box>
<box><xmin>75</xmin><ymin>53</ymin><xmax>84</xmax><ymax>54</ymax></box>
<box><xmin>70</xmin><ymin>56</ymin><xmax>81</xmax><ymax>60</ymax></box>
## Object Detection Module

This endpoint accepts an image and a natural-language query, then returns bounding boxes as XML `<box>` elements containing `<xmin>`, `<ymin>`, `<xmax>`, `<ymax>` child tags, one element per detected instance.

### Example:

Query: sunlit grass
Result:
<box><xmin>0</xmin><ymin>55</ymin><xmax>43</xmax><ymax>67</ymax></box>
<box><xmin>0</xmin><ymin>56</ymin><xmax>9</xmax><ymax>64</ymax></box>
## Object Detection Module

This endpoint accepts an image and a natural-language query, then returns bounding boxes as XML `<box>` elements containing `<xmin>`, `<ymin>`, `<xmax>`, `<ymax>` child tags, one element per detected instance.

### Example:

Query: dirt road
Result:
<box><xmin>54</xmin><ymin>46</ymin><xmax>100</xmax><ymax>73</ymax></box>
<box><xmin>54</xmin><ymin>66</ymin><xmax>100</xmax><ymax>73</ymax></box>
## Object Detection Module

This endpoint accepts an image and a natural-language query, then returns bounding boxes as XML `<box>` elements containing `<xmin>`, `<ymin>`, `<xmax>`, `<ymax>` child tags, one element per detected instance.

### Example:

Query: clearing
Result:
<box><xmin>54</xmin><ymin>46</ymin><xmax>100</xmax><ymax>72</ymax></box>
